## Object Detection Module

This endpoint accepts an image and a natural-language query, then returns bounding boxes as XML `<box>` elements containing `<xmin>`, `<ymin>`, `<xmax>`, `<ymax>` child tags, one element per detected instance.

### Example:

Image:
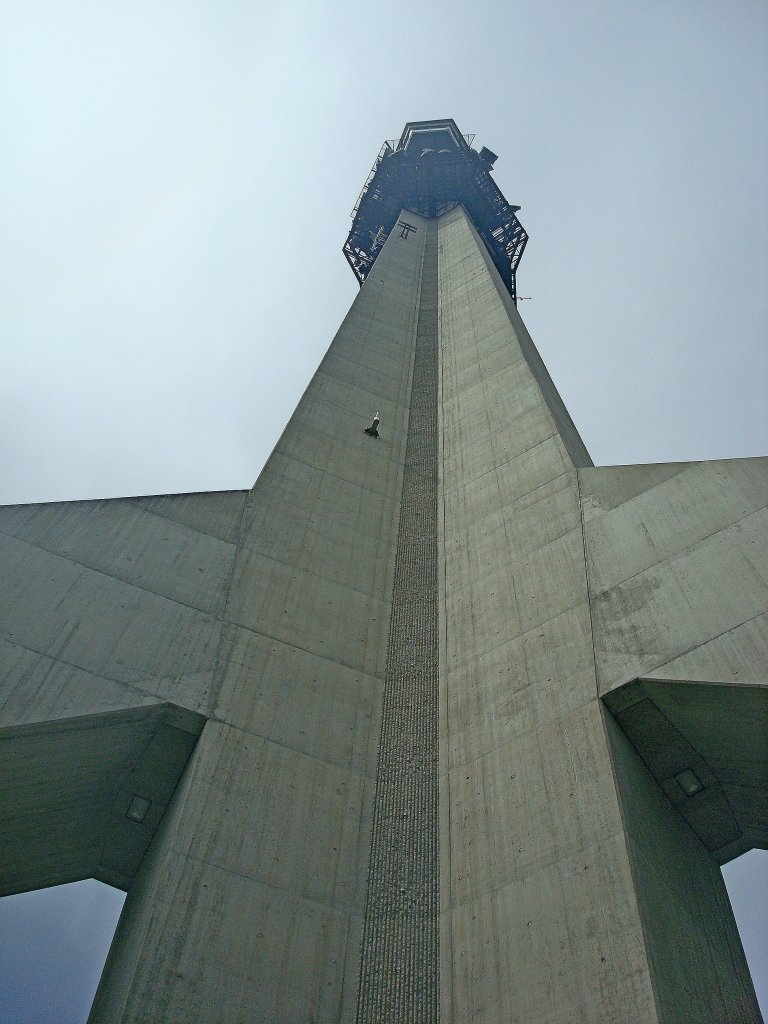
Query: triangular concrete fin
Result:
<box><xmin>579</xmin><ymin>461</ymin><xmax>690</xmax><ymax>521</ymax></box>
<box><xmin>0</xmin><ymin>490</ymin><xmax>246</xmax><ymax>722</ymax></box>
<box><xmin>0</xmin><ymin>704</ymin><xmax>203</xmax><ymax>896</ymax></box>
<box><xmin>584</xmin><ymin>457</ymin><xmax>768</xmax><ymax>695</ymax></box>
<box><xmin>642</xmin><ymin>611</ymin><xmax>768</xmax><ymax>687</ymax></box>
<box><xmin>604</xmin><ymin>694</ymin><xmax>764</xmax><ymax>1021</ymax></box>
<box><xmin>605</xmin><ymin>677</ymin><xmax>768</xmax><ymax>864</ymax></box>
<box><xmin>120</xmin><ymin>489</ymin><xmax>247</xmax><ymax>544</ymax></box>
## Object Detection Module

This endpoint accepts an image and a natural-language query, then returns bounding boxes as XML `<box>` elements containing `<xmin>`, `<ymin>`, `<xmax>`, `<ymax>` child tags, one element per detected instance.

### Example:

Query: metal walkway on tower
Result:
<box><xmin>343</xmin><ymin>118</ymin><xmax>528</xmax><ymax>303</ymax></box>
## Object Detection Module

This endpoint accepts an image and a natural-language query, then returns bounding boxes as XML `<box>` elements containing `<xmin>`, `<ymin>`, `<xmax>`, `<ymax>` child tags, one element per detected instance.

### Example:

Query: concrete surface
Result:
<box><xmin>90</xmin><ymin>213</ymin><xmax>423</xmax><ymax>1023</ymax></box>
<box><xmin>0</xmin><ymin>202</ymin><xmax>766</xmax><ymax>1022</ymax></box>
<box><xmin>581</xmin><ymin>457</ymin><xmax>768</xmax><ymax>693</ymax></box>
<box><xmin>606</xmin><ymin>711</ymin><xmax>761</xmax><ymax>1022</ymax></box>
<box><xmin>438</xmin><ymin>205</ymin><xmax>656</xmax><ymax>1023</ymax></box>
<box><xmin>0</xmin><ymin>705</ymin><xmax>203</xmax><ymax>895</ymax></box>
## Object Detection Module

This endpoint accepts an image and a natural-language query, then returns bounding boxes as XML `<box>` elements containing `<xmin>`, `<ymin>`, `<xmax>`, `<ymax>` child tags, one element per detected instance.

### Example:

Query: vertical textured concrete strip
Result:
<box><xmin>356</xmin><ymin>222</ymin><xmax>439</xmax><ymax>1023</ymax></box>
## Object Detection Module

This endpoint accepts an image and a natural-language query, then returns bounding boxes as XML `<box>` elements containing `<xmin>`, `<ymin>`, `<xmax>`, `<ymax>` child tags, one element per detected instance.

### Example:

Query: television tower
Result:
<box><xmin>1</xmin><ymin>120</ymin><xmax>766</xmax><ymax>1023</ymax></box>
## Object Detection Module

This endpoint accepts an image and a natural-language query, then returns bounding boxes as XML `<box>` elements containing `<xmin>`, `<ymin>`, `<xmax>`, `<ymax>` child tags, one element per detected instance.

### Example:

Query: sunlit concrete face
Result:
<box><xmin>436</xmin><ymin>206</ymin><xmax>651</xmax><ymax>1023</ymax></box>
<box><xmin>436</xmin><ymin>206</ymin><xmax>767</xmax><ymax>1024</ymax></box>
<box><xmin>0</xmin><ymin>201</ymin><xmax>766</xmax><ymax>1023</ymax></box>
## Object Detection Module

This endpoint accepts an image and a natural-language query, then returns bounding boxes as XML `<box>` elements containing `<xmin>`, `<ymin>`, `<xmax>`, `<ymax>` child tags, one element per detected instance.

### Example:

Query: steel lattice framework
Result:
<box><xmin>343</xmin><ymin>119</ymin><xmax>528</xmax><ymax>302</ymax></box>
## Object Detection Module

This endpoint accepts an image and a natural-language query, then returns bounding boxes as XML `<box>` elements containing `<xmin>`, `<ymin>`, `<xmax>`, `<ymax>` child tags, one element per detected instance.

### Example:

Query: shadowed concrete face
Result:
<box><xmin>0</xmin><ymin>196</ymin><xmax>766</xmax><ymax>1021</ymax></box>
<box><xmin>606</xmin><ymin>679</ymin><xmax>768</xmax><ymax>845</ymax></box>
<box><xmin>0</xmin><ymin>706</ymin><xmax>204</xmax><ymax>895</ymax></box>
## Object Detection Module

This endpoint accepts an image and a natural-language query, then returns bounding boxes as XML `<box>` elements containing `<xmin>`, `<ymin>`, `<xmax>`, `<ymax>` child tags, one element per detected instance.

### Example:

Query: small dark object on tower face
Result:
<box><xmin>364</xmin><ymin>413</ymin><xmax>380</xmax><ymax>438</ymax></box>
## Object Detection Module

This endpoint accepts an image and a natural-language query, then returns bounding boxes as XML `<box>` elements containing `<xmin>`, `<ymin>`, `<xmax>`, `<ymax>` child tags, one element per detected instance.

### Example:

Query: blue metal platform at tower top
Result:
<box><xmin>343</xmin><ymin>118</ymin><xmax>528</xmax><ymax>303</ymax></box>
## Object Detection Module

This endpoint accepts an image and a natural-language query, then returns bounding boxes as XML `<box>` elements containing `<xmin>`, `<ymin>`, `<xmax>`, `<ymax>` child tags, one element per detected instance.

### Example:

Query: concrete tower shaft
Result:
<box><xmin>0</xmin><ymin>122</ymin><xmax>766</xmax><ymax>1023</ymax></box>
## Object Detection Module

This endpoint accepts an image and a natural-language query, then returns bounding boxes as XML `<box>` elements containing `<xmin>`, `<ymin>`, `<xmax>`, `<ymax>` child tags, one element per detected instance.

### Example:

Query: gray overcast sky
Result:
<box><xmin>1</xmin><ymin>0</ymin><xmax>766</xmax><ymax>1020</ymax></box>
<box><xmin>1</xmin><ymin>0</ymin><xmax>766</xmax><ymax>507</ymax></box>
